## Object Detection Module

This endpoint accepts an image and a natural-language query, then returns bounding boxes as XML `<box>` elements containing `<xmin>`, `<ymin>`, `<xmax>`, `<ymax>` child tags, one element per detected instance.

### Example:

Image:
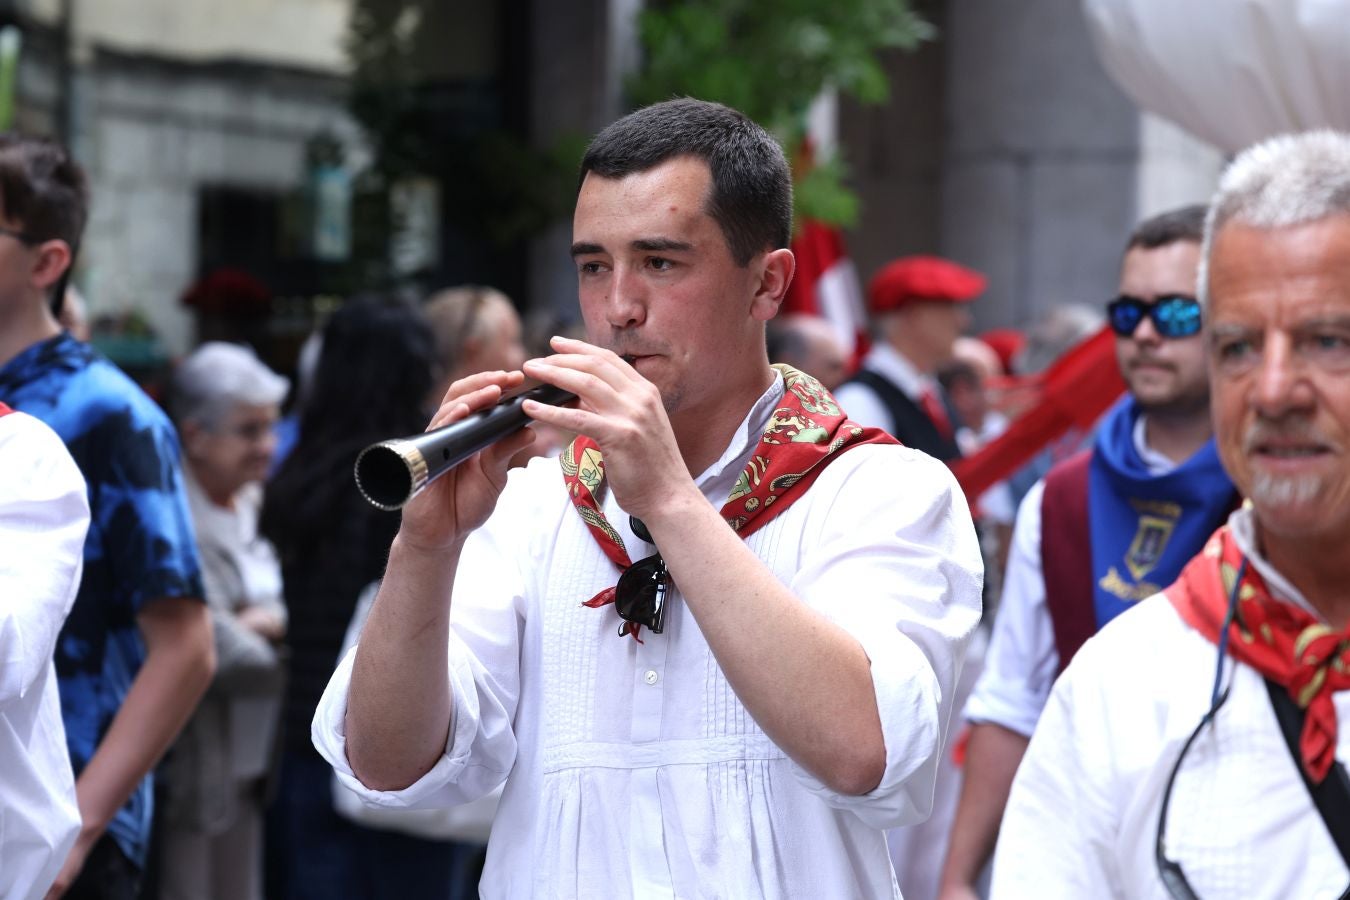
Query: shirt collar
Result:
<box><xmin>862</xmin><ymin>343</ymin><xmax>932</xmax><ymax>401</ymax></box>
<box><xmin>0</xmin><ymin>332</ymin><xmax>78</xmax><ymax>390</ymax></box>
<box><xmin>1227</xmin><ymin>504</ymin><xmax>1322</xmax><ymax>620</ymax></box>
<box><xmin>692</xmin><ymin>369</ymin><xmax>785</xmax><ymax>487</ymax></box>
<box><xmin>606</xmin><ymin>371</ymin><xmax>785</xmax><ymax>549</ymax></box>
<box><xmin>1132</xmin><ymin>413</ymin><xmax>1178</xmax><ymax>477</ymax></box>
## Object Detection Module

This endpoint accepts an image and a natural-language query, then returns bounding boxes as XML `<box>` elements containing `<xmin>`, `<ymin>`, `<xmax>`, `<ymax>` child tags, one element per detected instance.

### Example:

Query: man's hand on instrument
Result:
<box><xmin>399</xmin><ymin>369</ymin><xmax>536</xmax><ymax>551</ymax></box>
<box><xmin>522</xmin><ymin>335</ymin><xmax>691</xmax><ymax>521</ymax></box>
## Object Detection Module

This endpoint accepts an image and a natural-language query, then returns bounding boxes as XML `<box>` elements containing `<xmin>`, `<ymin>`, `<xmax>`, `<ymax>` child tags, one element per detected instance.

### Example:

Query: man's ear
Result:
<box><xmin>750</xmin><ymin>248</ymin><xmax>796</xmax><ymax>322</ymax></box>
<box><xmin>30</xmin><ymin>239</ymin><xmax>72</xmax><ymax>293</ymax></box>
<box><xmin>180</xmin><ymin>419</ymin><xmax>208</xmax><ymax>461</ymax></box>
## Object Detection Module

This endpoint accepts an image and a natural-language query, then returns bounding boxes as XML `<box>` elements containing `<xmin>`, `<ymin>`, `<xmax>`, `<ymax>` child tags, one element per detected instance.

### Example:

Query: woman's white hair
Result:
<box><xmin>1200</xmin><ymin>130</ymin><xmax>1350</xmax><ymax>304</ymax></box>
<box><xmin>170</xmin><ymin>341</ymin><xmax>290</xmax><ymax>428</ymax></box>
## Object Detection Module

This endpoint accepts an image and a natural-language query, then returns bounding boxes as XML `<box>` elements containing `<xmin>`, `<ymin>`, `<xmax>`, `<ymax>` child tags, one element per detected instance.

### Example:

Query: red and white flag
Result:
<box><xmin>781</xmin><ymin>219</ymin><xmax>869</xmax><ymax>368</ymax></box>
<box><xmin>780</xmin><ymin>89</ymin><xmax>869</xmax><ymax>369</ymax></box>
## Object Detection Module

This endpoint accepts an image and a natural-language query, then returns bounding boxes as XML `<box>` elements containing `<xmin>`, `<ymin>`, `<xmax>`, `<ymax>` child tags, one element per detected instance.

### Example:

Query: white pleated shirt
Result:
<box><xmin>993</xmin><ymin>507</ymin><xmax>1350</xmax><ymax>900</ymax></box>
<box><xmin>315</xmin><ymin>376</ymin><xmax>983</xmax><ymax>899</ymax></box>
<box><xmin>0</xmin><ymin>410</ymin><xmax>89</xmax><ymax>900</ymax></box>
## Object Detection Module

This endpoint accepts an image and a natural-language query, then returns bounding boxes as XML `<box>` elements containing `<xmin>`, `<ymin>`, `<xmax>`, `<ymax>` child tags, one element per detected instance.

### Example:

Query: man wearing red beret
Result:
<box><xmin>835</xmin><ymin>255</ymin><xmax>983</xmax><ymax>461</ymax></box>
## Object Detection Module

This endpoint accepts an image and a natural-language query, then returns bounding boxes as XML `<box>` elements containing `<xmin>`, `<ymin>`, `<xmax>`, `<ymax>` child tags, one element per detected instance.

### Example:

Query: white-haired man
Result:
<box><xmin>992</xmin><ymin>130</ymin><xmax>1350</xmax><ymax>898</ymax></box>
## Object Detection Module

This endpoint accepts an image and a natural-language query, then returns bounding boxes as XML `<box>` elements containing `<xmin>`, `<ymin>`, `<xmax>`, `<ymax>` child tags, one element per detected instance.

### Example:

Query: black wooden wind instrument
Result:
<box><xmin>354</xmin><ymin>381</ymin><xmax>576</xmax><ymax>510</ymax></box>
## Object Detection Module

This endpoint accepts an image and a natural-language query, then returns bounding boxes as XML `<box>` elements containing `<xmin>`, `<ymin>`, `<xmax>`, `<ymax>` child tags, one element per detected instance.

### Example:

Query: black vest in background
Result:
<box><xmin>844</xmin><ymin>369</ymin><xmax>962</xmax><ymax>463</ymax></box>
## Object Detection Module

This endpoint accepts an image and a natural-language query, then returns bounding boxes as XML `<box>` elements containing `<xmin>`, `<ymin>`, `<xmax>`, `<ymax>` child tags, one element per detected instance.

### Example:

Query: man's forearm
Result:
<box><xmin>651</xmin><ymin>491</ymin><xmax>886</xmax><ymax>796</ymax></box>
<box><xmin>75</xmin><ymin>602</ymin><xmax>214</xmax><ymax>833</ymax></box>
<box><xmin>940</xmin><ymin>721</ymin><xmax>1031</xmax><ymax>892</ymax></box>
<box><xmin>345</xmin><ymin>532</ymin><xmax>460</xmax><ymax>791</ymax></box>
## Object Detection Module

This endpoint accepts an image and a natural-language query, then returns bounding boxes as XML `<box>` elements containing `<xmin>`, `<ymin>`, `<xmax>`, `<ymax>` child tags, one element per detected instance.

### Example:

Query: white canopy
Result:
<box><xmin>1082</xmin><ymin>0</ymin><xmax>1350</xmax><ymax>155</ymax></box>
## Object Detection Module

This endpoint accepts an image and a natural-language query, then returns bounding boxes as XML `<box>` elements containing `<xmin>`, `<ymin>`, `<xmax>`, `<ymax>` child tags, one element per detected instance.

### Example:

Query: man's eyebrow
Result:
<box><xmin>1208</xmin><ymin>315</ymin><xmax>1350</xmax><ymax>340</ymax></box>
<box><xmin>631</xmin><ymin>237</ymin><xmax>693</xmax><ymax>253</ymax></box>
<box><xmin>1207</xmin><ymin>321</ymin><xmax>1259</xmax><ymax>341</ymax></box>
<box><xmin>1296</xmin><ymin>314</ymin><xmax>1350</xmax><ymax>330</ymax></box>
<box><xmin>570</xmin><ymin>241</ymin><xmax>604</xmax><ymax>257</ymax></box>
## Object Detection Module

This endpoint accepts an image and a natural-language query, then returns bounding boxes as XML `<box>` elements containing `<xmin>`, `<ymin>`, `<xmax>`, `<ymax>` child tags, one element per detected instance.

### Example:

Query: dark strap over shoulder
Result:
<box><xmin>1264</xmin><ymin>678</ymin><xmax>1350</xmax><ymax>870</ymax></box>
<box><xmin>846</xmin><ymin>369</ymin><xmax>961</xmax><ymax>462</ymax></box>
<box><xmin>1041</xmin><ymin>449</ymin><xmax>1095</xmax><ymax>674</ymax></box>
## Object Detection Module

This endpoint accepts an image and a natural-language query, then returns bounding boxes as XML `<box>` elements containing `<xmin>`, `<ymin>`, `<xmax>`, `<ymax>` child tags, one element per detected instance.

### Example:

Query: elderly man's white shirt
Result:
<box><xmin>992</xmin><ymin>507</ymin><xmax>1350</xmax><ymax>899</ymax></box>
<box><xmin>315</xmin><ymin>374</ymin><xmax>983</xmax><ymax>899</ymax></box>
<box><xmin>0</xmin><ymin>410</ymin><xmax>88</xmax><ymax>899</ymax></box>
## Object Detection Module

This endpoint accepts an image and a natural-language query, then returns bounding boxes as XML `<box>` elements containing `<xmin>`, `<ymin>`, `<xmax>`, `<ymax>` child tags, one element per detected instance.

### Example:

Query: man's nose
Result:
<box><xmin>605</xmin><ymin>266</ymin><xmax>647</xmax><ymax>329</ymax></box>
<box><xmin>1130</xmin><ymin>314</ymin><xmax>1163</xmax><ymax>345</ymax></box>
<box><xmin>1251</xmin><ymin>334</ymin><xmax>1314</xmax><ymax>418</ymax></box>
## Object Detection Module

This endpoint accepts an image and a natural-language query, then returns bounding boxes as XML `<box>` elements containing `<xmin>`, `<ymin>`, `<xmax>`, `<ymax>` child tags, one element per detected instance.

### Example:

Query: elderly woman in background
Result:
<box><xmin>422</xmin><ymin>285</ymin><xmax>528</xmax><ymax>403</ymax></box>
<box><xmin>161</xmin><ymin>341</ymin><xmax>290</xmax><ymax>900</ymax></box>
<box><xmin>424</xmin><ymin>285</ymin><xmax>566</xmax><ymax>466</ymax></box>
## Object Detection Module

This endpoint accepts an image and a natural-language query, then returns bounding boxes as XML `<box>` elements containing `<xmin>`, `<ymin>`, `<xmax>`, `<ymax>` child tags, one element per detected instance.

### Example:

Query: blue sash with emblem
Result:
<box><xmin>1087</xmin><ymin>395</ymin><xmax>1235</xmax><ymax>628</ymax></box>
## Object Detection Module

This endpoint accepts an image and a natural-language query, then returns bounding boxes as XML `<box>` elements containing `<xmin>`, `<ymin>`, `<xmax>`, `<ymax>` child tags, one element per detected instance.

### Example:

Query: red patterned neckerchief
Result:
<box><xmin>1166</xmin><ymin>525</ymin><xmax>1350</xmax><ymax>784</ymax></box>
<box><xmin>561</xmin><ymin>364</ymin><xmax>899</xmax><ymax>639</ymax></box>
<box><xmin>0</xmin><ymin>402</ymin><xmax>12</xmax><ymax>417</ymax></box>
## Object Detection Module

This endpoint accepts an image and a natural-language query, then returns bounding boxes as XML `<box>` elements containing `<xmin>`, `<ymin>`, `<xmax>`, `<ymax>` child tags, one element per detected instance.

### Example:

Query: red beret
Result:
<box><xmin>979</xmin><ymin>328</ymin><xmax>1026</xmax><ymax>376</ymax></box>
<box><xmin>867</xmin><ymin>255</ymin><xmax>986</xmax><ymax>314</ymax></box>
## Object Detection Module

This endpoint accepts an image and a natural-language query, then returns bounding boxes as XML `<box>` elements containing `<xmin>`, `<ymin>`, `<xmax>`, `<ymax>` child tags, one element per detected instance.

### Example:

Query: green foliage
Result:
<box><xmin>795</xmin><ymin>155</ymin><xmax>860</xmax><ymax>226</ymax></box>
<box><xmin>628</xmin><ymin>0</ymin><xmax>933</xmax><ymax>228</ymax></box>
<box><xmin>468</xmin><ymin>131</ymin><xmax>591</xmax><ymax>246</ymax></box>
<box><xmin>345</xmin><ymin>1</ymin><xmax>431</xmax><ymax>181</ymax></box>
<box><xmin>345</xmin><ymin>0</ymin><xmax>588</xmax><ymax>254</ymax></box>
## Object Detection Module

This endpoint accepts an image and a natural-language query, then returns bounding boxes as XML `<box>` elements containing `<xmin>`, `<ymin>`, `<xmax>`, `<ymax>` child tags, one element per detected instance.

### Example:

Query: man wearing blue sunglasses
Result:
<box><xmin>941</xmin><ymin>205</ymin><xmax>1238</xmax><ymax>899</ymax></box>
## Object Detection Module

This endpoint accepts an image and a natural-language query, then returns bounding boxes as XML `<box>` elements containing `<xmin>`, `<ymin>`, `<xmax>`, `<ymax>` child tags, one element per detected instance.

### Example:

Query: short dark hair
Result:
<box><xmin>1126</xmin><ymin>204</ymin><xmax>1207</xmax><ymax>252</ymax></box>
<box><xmin>579</xmin><ymin>98</ymin><xmax>792</xmax><ymax>266</ymax></box>
<box><xmin>937</xmin><ymin>359</ymin><xmax>981</xmax><ymax>393</ymax></box>
<box><xmin>0</xmin><ymin>134</ymin><xmax>88</xmax><ymax>250</ymax></box>
<box><xmin>765</xmin><ymin>319</ymin><xmax>802</xmax><ymax>363</ymax></box>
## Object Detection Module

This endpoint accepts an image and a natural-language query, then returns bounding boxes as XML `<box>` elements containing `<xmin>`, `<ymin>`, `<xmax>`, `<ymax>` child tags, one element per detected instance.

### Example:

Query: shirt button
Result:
<box><xmin>644</xmin><ymin>670</ymin><xmax>659</xmax><ymax>685</ymax></box>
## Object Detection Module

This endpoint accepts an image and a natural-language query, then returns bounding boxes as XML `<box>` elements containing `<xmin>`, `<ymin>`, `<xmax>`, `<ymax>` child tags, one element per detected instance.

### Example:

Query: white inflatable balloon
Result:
<box><xmin>1082</xmin><ymin>0</ymin><xmax>1350</xmax><ymax>154</ymax></box>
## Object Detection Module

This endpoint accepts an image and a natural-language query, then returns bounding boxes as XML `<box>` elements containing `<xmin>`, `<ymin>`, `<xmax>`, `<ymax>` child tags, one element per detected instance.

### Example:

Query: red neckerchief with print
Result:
<box><xmin>561</xmin><ymin>365</ymin><xmax>900</xmax><ymax>639</ymax></box>
<box><xmin>1166</xmin><ymin>526</ymin><xmax>1350</xmax><ymax>783</ymax></box>
<box><xmin>0</xmin><ymin>402</ymin><xmax>12</xmax><ymax>417</ymax></box>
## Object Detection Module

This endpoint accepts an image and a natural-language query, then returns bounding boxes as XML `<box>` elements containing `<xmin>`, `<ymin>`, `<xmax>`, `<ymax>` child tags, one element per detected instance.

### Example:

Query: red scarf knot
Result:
<box><xmin>1167</xmin><ymin>526</ymin><xmax>1350</xmax><ymax>783</ymax></box>
<box><xmin>561</xmin><ymin>365</ymin><xmax>898</xmax><ymax>639</ymax></box>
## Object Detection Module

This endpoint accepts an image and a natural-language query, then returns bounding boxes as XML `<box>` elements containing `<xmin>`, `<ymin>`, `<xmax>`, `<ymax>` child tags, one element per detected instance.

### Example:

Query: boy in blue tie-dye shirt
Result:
<box><xmin>0</xmin><ymin>135</ymin><xmax>213</xmax><ymax>899</ymax></box>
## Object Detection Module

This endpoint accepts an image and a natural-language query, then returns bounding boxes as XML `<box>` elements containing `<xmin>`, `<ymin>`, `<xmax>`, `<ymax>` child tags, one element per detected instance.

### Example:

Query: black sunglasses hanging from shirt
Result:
<box><xmin>614</xmin><ymin>517</ymin><xmax>669</xmax><ymax>635</ymax></box>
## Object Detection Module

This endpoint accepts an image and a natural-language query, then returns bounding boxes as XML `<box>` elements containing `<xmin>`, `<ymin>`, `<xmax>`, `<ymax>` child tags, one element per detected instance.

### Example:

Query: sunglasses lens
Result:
<box><xmin>1108</xmin><ymin>296</ymin><xmax>1202</xmax><ymax>339</ymax></box>
<box><xmin>1154</xmin><ymin>297</ymin><xmax>1202</xmax><ymax>338</ymax></box>
<box><xmin>615</xmin><ymin>555</ymin><xmax>667</xmax><ymax>633</ymax></box>
<box><xmin>1108</xmin><ymin>298</ymin><xmax>1144</xmax><ymax>336</ymax></box>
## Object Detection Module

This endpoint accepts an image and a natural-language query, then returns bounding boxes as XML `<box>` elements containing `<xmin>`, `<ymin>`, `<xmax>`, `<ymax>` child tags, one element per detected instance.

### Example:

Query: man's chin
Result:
<box><xmin>1125</xmin><ymin>373</ymin><xmax>1175</xmax><ymax>402</ymax></box>
<box><xmin>1248</xmin><ymin>473</ymin><xmax>1336</xmax><ymax>537</ymax></box>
